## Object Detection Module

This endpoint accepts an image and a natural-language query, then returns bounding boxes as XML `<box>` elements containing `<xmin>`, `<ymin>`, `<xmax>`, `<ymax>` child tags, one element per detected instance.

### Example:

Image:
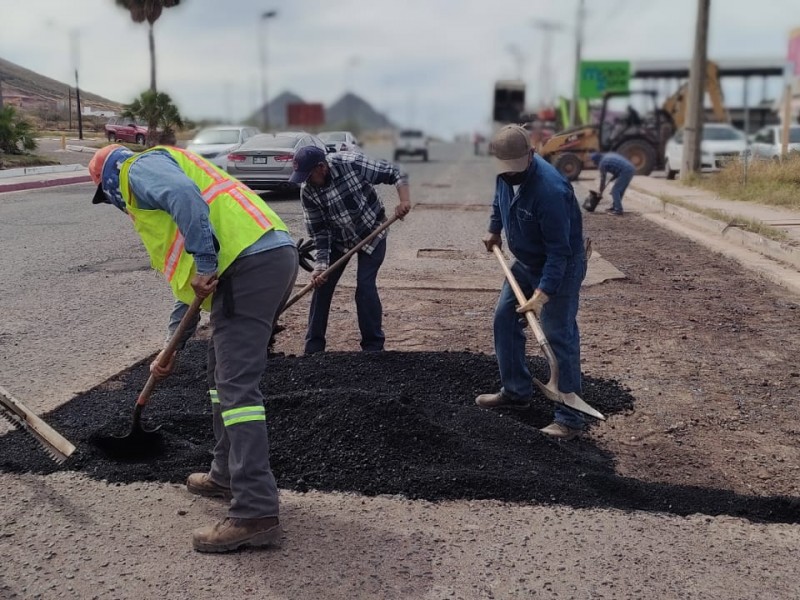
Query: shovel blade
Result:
<box><xmin>534</xmin><ymin>378</ymin><xmax>606</xmax><ymax>421</ymax></box>
<box><xmin>91</xmin><ymin>424</ymin><xmax>164</xmax><ymax>462</ymax></box>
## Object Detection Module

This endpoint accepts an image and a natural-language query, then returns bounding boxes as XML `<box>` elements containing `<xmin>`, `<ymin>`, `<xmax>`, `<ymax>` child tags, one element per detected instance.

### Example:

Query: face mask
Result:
<box><xmin>501</xmin><ymin>170</ymin><xmax>527</xmax><ymax>186</ymax></box>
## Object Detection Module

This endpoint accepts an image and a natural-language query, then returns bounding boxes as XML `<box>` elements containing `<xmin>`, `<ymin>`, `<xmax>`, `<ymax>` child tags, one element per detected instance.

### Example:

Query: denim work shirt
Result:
<box><xmin>488</xmin><ymin>153</ymin><xmax>584</xmax><ymax>296</ymax></box>
<box><xmin>127</xmin><ymin>150</ymin><xmax>293</xmax><ymax>275</ymax></box>
<box><xmin>597</xmin><ymin>152</ymin><xmax>635</xmax><ymax>190</ymax></box>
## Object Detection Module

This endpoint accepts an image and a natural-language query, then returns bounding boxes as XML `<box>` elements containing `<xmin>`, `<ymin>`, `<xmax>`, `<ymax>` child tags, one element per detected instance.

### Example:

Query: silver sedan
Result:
<box><xmin>224</xmin><ymin>132</ymin><xmax>328</xmax><ymax>191</ymax></box>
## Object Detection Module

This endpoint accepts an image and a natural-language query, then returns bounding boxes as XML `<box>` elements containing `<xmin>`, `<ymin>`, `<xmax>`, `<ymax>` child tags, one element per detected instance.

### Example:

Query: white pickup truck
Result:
<box><xmin>393</xmin><ymin>129</ymin><xmax>429</xmax><ymax>162</ymax></box>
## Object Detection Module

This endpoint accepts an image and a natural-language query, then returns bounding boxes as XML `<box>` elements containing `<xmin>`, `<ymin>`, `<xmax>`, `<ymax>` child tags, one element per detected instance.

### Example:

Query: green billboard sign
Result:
<box><xmin>579</xmin><ymin>61</ymin><xmax>631</xmax><ymax>99</ymax></box>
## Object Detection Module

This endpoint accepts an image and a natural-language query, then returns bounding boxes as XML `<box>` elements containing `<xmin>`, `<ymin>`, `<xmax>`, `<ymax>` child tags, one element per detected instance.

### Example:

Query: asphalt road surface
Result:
<box><xmin>1</xmin><ymin>141</ymin><xmax>798</xmax><ymax>600</ymax></box>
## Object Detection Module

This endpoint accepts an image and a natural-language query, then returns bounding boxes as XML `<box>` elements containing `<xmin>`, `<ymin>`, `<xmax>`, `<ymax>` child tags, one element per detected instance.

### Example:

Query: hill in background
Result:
<box><xmin>250</xmin><ymin>90</ymin><xmax>394</xmax><ymax>131</ymax></box>
<box><xmin>0</xmin><ymin>56</ymin><xmax>122</xmax><ymax>116</ymax></box>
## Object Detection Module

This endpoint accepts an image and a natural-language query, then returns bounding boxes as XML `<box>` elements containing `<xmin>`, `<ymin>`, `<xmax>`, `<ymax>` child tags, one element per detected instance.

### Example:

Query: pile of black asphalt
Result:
<box><xmin>1</xmin><ymin>341</ymin><xmax>797</xmax><ymax>523</ymax></box>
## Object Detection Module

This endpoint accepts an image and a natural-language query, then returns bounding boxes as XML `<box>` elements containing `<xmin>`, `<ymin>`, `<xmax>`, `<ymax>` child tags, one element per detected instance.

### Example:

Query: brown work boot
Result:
<box><xmin>475</xmin><ymin>391</ymin><xmax>530</xmax><ymax>410</ymax></box>
<box><xmin>186</xmin><ymin>473</ymin><xmax>232</xmax><ymax>500</ymax></box>
<box><xmin>192</xmin><ymin>517</ymin><xmax>281</xmax><ymax>553</ymax></box>
<box><xmin>540</xmin><ymin>422</ymin><xmax>582</xmax><ymax>440</ymax></box>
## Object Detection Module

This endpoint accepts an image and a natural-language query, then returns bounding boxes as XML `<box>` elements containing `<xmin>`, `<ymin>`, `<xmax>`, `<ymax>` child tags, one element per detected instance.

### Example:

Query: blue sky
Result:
<box><xmin>0</xmin><ymin>0</ymin><xmax>797</xmax><ymax>138</ymax></box>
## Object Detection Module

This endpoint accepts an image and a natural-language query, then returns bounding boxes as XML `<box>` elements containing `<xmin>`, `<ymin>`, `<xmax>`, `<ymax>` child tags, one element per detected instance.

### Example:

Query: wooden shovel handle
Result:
<box><xmin>135</xmin><ymin>294</ymin><xmax>204</xmax><ymax>407</ymax></box>
<box><xmin>281</xmin><ymin>214</ymin><xmax>400</xmax><ymax>314</ymax></box>
<box><xmin>490</xmin><ymin>245</ymin><xmax>560</xmax><ymax>373</ymax></box>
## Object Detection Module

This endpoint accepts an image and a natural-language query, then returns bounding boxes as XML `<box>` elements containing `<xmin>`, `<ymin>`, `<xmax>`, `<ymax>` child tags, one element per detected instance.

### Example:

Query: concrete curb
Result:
<box><xmin>0</xmin><ymin>163</ymin><xmax>86</xmax><ymax>179</ymax></box>
<box><xmin>65</xmin><ymin>145</ymin><xmax>97</xmax><ymax>154</ymax></box>
<box><xmin>0</xmin><ymin>175</ymin><xmax>93</xmax><ymax>194</ymax></box>
<box><xmin>626</xmin><ymin>186</ymin><xmax>800</xmax><ymax>271</ymax></box>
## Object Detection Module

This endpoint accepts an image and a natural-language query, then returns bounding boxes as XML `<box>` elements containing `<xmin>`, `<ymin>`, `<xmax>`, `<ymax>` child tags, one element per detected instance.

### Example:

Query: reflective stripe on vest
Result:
<box><xmin>209</xmin><ymin>389</ymin><xmax>219</xmax><ymax>405</ymax></box>
<box><xmin>222</xmin><ymin>405</ymin><xmax>265</xmax><ymax>427</ymax></box>
<box><xmin>119</xmin><ymin>146</ymin><xmax>288</xmax><ymax>306</ymax></box>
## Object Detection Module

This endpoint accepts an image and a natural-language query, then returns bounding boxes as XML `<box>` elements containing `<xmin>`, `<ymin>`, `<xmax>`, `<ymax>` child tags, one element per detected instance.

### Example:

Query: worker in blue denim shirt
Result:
<box><xmin>476</xmin><ymin>125</ymin><xmax>588</xmax><ymax>440</ymax></box>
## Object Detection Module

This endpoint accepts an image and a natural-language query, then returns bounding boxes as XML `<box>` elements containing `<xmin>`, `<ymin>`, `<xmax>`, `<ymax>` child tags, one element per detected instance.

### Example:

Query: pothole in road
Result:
<box><xmin>1</xmin><ymin>343</ymin><xmax>797</xmax><ymax>522</ymax></box>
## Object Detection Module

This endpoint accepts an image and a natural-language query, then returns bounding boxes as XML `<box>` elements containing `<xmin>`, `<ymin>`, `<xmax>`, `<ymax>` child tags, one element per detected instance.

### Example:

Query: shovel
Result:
<box><xmin>491</xmin><ymin>246</ymin><xmax>605</xmax><ymax>421</ymax></box>
<box><xmin>93</xmin><ymin>294</ymin><xmax>204</xmax><ymax>459</ymax></box>
<box><xmin>280</xmin><ymin>214</ymin><xmax>400</xmax><ymax>314</ymax></box>
<box><xmin>0</xmin><ymin>385</ymin><xmax>76</xmax><ymax>463</ymax></box>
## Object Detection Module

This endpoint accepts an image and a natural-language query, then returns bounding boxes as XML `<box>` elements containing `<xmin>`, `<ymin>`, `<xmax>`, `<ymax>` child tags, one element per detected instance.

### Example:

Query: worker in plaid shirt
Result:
<box><xmin>289</xmin><ymin>146</ymin><xmax>411</xmax><ymax>354</ymax></box>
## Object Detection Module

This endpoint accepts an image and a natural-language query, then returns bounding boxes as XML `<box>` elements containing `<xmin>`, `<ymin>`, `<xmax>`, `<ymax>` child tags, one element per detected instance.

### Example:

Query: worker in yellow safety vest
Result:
<box><xmin>89</xmin><ymin>143</ymin><xmax>298</xmax><ymax>553</ymax></box>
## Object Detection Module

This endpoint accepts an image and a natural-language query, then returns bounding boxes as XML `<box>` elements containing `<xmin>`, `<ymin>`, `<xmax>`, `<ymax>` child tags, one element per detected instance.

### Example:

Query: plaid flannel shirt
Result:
<box><xmin>301</xmin><ymin>151</ymin><xmax>409</xmax><ymax>269</ymax></box>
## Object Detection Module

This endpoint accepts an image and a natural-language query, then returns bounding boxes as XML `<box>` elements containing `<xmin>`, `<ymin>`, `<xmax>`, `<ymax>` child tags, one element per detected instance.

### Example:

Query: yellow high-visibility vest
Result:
<box><xmin>119</xmin><ymin>146</ymin><xmax>288</xmax><ymax>308</ymax></box>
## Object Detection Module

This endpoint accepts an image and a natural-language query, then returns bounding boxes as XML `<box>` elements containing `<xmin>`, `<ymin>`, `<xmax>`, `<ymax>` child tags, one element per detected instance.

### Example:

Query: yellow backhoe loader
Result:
<box><xmin>539</xmin><ymin>61</ymin><xmax>728</xmax><ymax>180</ymax></box>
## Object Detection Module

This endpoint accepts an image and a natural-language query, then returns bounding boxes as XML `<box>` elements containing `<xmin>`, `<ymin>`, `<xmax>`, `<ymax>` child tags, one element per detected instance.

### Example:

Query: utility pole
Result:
<box><xmin>532</xmin><ymin>20</ymin><xmax>563</xmax><ymax>112</ymax></box>
<box><xmin>75</xmin><ymin>69</ymin><xmax>83</xmax><ymax>140</ymax></box>
<box><xmin>681</xmin><ymin>0</ymin><xmax>711</xmax><ymax>177</ymax></box>
<box><xmin>0</xmin><ymin>76</ymin><xmax>4</xmax><ymax>109</ymax></box>
<box><xmin>570</xmin><ymin>0</ymin><xmax>586</xmax><ymax>126</ymax></box>
<box><xmin>781</xmin><ymin>81</ymin><xmax>792</xmax><ymax>158</ymax></box>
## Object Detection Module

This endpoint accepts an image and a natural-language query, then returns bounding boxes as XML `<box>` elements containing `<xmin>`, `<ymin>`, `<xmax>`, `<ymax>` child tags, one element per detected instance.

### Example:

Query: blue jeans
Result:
<box><xmin>493</xmin><ymin>255</ymin><xmax>587</xmax><ymax>429</ymax></box>
<box><xmin>610</xmin><ymin>170</ymin><xmax>633</xmax><ymax>212</ymax></box>
<box><xmin>305</xmin><ymin>238</ymin><xmax>386</xmax><ymax>354</ymax></box>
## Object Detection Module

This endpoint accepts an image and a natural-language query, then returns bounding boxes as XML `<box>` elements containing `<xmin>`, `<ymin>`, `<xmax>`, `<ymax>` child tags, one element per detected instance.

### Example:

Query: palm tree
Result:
<box><xmin>114</xmin><ymin>0</ymin><xmax>181</xmax><ymax>93</ymax></box>
<box><xmin>122</xmin><ymin>90</ymin><xmax>185</xmax><ymax>147</ymax></box>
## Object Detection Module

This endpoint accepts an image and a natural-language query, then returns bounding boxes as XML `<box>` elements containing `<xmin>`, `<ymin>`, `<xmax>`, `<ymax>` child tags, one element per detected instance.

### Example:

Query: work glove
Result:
<box><xmin>483</xmin><ymin>232</ymin><xmax>502</xmax><ymax>252</ymax></box>
<box><xmin>516</xmin><ymin>289</ymin><xmax>549</xmax><ymax>318</ymax></box>
<box><xmin>297</xmin><ymin>238</ymin><xmax>316</xmax><ymax>273</ymax></box>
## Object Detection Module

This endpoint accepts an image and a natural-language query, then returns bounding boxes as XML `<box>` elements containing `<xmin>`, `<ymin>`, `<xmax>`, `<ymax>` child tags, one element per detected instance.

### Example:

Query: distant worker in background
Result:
<box><xmin>590</xmin><ymin>151</ymin><xmax>635</xmax><ymax>216</ymax></box>
<box><xmin>289</xmin><ymin>145</ymin><xmax>411</xmax><ymax>355</ymax></box>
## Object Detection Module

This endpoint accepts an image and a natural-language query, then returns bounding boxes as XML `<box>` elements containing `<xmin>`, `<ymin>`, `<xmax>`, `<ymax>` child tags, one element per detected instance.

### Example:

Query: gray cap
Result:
<box><xmin>489</xmin><ymin>125</ymin><xmax>531</xmax><ymax>174</ymax></box>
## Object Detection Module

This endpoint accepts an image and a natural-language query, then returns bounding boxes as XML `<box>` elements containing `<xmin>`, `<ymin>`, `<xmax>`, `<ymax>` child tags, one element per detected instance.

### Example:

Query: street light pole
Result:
<box><xmin>531</xmin><ymin>19</ymin><xmax>563</xmax><ymax>112</ymax></box>
<box><xmin>46</xmin><ymin>21</ymin><xmax>82</xmax><ymax>139</ymax></box>
<box><xmin>570</xmin><ymin>0</ymin><xmax>586</xmax><ymax>126</ymax></box>
<box><xmin>506</xmin><ymin>44</ymin><xmax>525</xmax><ymax>80</ymax></box>
<box><xmin>259</xmin><ymin>10</ymin><xmax>277</xmax><ymax>131</ymax></box>
<box><xmin>345</xmin><ymin>56</ymin><xmax>360</xmax><ymax>126</ymax></box>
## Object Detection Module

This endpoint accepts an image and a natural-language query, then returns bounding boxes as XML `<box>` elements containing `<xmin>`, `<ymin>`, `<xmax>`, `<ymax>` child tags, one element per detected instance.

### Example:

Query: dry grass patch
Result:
<box><xmin>692</xmin><ymin>154</ymin><xmax>800</xmax><ymax>209</ymax></box>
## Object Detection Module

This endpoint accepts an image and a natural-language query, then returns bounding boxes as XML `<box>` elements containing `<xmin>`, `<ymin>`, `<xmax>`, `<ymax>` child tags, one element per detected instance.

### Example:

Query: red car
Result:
<box><xmin>104</xmin><ymin>117</ymin><xmax>151</xmax><ymax>144</ymax></box>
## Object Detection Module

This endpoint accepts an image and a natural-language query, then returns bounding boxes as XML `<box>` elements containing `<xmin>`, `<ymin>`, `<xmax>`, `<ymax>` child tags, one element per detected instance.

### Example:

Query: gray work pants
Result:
<box><xmin>205</xmin><ymin>245</ymin><xmax>298</xmax><ymax>519</ymax></box>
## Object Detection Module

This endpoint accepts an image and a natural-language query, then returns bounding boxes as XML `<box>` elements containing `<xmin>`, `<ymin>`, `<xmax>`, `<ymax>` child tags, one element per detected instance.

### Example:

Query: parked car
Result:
<box><xmin>664</xmin><ymin>124</ymin><xmax>747</xmax><ymax>179</ymax></box>
<box><xmin>318</xmin><ymin>131</ymin><xmax>362</xmax><ymax>153</ymax></box>
<box><xmin>104</xmin><ymin>117</ymin><xmax>150</xmax><ymax>145</ymax></box>
<box><xmin>224</xmin><ymin>132</ymin><xmax>329</xmax><ymax>191</ymax></box>
<box><xmin>187</xmin><ymin>126</ymin><xmax>261</xmax><ymax>167</ymax></box>
<box><xmin>394</xmin><ymin>129</ymin><xmax>428</xmax><ymax>161</ymax></box>
<box><xmin>748</xmin><ymin>125</ymin><xmax>800</xmax><ymax>160</ymax></box>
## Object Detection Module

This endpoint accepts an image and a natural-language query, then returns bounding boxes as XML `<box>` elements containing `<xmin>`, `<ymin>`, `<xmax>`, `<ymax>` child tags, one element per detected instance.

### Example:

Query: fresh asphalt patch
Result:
<box><xmin>1</xmin><ymin>342</ymin><xmax>797</xmax><ymax>523</ymax></box>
